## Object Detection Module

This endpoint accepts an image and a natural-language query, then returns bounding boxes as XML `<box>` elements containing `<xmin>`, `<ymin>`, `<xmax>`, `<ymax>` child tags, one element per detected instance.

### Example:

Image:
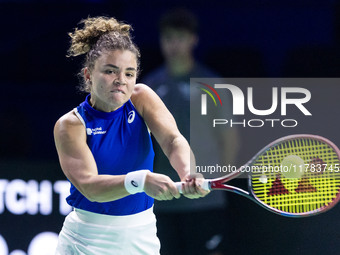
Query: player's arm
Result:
<box><xmin>132</xmin><ymin>84</ymin><xmax>208</xmax><ymax>198</ymax></box>
<box><xmin>54</xmin><ymin>111</ymin><xmax>130</xmax><ymax>202</ymax></box>
<box><xmin>54</xmin><ymin>111</ymin><xmax>179</xmax><ymax>201</ymax></box>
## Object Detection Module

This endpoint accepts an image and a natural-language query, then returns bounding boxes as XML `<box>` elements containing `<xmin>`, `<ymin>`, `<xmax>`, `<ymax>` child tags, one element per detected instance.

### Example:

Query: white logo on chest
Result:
<box><xmin>86</xmin><ymin>127</ymin><xmax>107</xmax><ymax>135</ymax></box>
<box><xmin>128</xmin><ymin>110</ymin><xmax>135</xmax><ymax>124</ymax></box>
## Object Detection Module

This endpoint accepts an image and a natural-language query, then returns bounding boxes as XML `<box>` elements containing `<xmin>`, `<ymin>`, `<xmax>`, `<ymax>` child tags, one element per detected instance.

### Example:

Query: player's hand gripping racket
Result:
<box><xmin>176</xmin><ymin>134</ymin><xmax>340</xmax><ymax>217</ymax></box>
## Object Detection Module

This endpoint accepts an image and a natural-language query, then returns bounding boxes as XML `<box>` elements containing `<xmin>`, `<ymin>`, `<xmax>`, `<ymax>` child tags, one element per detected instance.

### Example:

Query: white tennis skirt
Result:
<box><xmin>55</xmin><ymin>207</ymin><xmax>160</xmax><ymax>255</ymax></box>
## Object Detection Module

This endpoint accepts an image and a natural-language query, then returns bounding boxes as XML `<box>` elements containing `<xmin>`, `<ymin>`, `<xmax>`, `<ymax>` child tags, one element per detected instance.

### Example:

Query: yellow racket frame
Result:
<box><xmin>251</xmin><ymin>135</ymin><xmax>340</xmax><ymax>216</ymax></box>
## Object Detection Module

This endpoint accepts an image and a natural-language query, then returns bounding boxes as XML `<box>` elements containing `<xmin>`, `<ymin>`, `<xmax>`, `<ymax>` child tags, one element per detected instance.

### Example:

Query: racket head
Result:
<box><xmin>248</xmin><ymin>134</ymin><xmax>340</xmax><ymax>217</ymax></box>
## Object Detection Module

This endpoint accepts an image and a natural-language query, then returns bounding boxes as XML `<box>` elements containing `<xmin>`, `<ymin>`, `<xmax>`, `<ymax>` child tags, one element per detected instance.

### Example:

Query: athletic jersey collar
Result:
<box><xmin>83</xmin><ymin>94</ymin><xmax>127</xmax><ymax>120</ymax></box>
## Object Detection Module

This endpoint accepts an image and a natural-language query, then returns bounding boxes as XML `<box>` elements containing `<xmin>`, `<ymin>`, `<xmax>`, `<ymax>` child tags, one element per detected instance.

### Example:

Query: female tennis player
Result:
<box><xmin>53</xmin><ymin>16</ymin><xmax>208</xmax><ymax>254</ymax></box>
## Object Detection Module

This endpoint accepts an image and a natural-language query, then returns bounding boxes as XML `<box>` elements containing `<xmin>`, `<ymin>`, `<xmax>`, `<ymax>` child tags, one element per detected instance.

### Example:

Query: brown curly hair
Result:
<box><xmin>68</xmin><ymin>16</ymin><xmax>141</xmax><ymax>92</ymax></box>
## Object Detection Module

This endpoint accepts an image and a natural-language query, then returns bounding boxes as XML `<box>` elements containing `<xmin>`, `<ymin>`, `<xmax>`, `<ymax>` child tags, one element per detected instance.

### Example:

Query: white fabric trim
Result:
<box><xmin>129</xmin><ymin>99</ymin><xmax>151</xmax><ymax>134</ymax></box>
<box><xmin>74</xmin><ymin>206</ymin><xmax>155</xmax><ymax>226</ymax></box>
<box><xmin>73</xmin><ymin>107</ymin><xmax>86</xmax><ymax>127</ymax></box>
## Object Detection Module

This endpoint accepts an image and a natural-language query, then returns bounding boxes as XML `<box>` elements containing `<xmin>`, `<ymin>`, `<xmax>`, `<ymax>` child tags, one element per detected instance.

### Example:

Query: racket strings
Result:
<box><xmin>251</xmin><ymin>138</ymin><xmax>340</xmax><ymax>214</ymax></box>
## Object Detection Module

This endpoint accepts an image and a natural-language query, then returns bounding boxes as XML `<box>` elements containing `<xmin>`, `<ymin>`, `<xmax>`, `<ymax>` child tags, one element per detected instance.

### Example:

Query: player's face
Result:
<box><xmin>86</xmin><ymin>49</ymin><xmax>137</xmax><ymax>112</ymax></box>
<box><xmin>160</xmin><ymin>28</ymin><xmax>198</xmax><ymax>61</ymax></box>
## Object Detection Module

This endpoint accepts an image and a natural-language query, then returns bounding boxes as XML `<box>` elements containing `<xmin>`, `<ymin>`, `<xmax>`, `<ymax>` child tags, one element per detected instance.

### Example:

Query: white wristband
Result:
<box><xmin>124</xmin><ymin>170</ymin><xmax>150</xmax><ymax>194</ymax></box>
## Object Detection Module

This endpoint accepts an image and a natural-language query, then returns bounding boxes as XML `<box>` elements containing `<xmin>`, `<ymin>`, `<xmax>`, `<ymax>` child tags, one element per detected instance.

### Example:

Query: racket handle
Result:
<box><xmin>175</xmin><ymin>180</ymin><xmax>210</xmax><ymax>194</ymax></box>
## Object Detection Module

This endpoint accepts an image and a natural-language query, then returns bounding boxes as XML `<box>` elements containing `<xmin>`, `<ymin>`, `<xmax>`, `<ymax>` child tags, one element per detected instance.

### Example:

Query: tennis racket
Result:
<box><xmin>176</xmin><ymin>134</ymin><xmax>340</xmax><ymax>217</ymax></box>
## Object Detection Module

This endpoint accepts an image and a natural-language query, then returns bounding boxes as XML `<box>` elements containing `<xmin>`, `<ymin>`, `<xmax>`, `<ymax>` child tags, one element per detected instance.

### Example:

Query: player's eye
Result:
<box><xmin>126</xmin><ymin>72</ymin><xmax>135</xmax><ymax>78</ymax></box>
<box><xmin>104</xmin><ymin>69</ymin><xmax>119</xmax><ymax>75</ymax></box>
<box><xmin>104</xmin><ymin>70</ymin><xmax>113</xmax><ymax>74</ymax></box>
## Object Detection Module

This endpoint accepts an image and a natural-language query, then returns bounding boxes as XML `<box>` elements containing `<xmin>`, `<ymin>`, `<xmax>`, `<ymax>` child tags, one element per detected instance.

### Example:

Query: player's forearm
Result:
<box><xmin>77</xmin><ymin>174</ymin><xmax>129</xmax><ymax>202</ymax></box>
<box><xmin>165</xmin><ymin>135</ymin><xmax>193</xmax><ymax>180</ymax></box>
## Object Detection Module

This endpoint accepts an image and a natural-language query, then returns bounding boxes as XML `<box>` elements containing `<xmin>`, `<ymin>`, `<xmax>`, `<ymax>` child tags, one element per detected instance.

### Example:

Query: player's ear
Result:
<box><xmin>84</xmin><ymin>67</ymin><xmax>91</xmax><ymax>83</ymax></box>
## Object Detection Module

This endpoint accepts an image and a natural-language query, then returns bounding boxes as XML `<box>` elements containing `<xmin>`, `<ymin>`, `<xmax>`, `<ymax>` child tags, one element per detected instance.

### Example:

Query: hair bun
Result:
<box><xmin>68</xmin><ymin>16</ymin><xmax>132</xmax><ymax>57</ymax></box>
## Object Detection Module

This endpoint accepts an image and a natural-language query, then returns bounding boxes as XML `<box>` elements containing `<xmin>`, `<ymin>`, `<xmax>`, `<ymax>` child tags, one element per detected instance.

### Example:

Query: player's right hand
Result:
<box><xmin>144</xmin><ymin>172</ymin><xmax>180</xmax><ymax>200</ymax></box>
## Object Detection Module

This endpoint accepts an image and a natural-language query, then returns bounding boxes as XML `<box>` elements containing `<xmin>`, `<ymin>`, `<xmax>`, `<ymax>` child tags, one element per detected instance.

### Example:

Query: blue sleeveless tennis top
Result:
<box><xmin>66</xmin><ymin>94</ymin><xmax>155</xmax><ymax>216</ymax></box>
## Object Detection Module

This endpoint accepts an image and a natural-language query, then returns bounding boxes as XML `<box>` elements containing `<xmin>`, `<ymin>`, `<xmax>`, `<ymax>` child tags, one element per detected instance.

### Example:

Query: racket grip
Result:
<box><xmin>175</xmin><ymin>180</ymin><xmax>210</xmax><ymax>194</ymax></box>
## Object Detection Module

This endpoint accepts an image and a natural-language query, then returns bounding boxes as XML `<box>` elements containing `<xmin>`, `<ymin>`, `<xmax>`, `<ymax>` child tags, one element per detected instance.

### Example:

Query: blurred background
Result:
<box><xmin>1</xmin><ymin>0</ymin><xmax>340</xmax><ymax>254</ymax></box>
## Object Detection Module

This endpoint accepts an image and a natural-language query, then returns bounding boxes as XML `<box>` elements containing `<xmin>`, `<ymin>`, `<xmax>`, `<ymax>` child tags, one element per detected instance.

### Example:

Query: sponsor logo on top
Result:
<box><xmin>86</xmin><ymin>127</ymin><xmax>107</xmax><ymax>135</ymax></box>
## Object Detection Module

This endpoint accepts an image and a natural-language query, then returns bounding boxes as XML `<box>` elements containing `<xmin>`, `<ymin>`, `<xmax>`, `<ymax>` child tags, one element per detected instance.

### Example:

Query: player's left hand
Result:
<box><xmin>180</xmin><ymin>174</ymin><xmax>210</xmax><ymax>199</ymax></box>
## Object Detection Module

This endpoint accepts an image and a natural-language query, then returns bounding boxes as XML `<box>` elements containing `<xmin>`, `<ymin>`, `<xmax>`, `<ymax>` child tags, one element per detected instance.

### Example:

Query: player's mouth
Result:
<box><xmin>111</xmin><ymin>89</ymin><xmax>125</xmax><ymax>94</ymax></box>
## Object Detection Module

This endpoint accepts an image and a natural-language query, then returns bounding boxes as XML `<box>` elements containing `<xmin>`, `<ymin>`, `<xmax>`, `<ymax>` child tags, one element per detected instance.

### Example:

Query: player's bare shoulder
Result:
<box><xmin>54</xmin><ymin>110</ymin><xmax>85</xmax><ymax>142</ymax></box>
<box><xmin>131</xmin><ymin>83</ymin><xmax>157</xmax><ymax>115</ymax></box>
<box><xmin>132</xmin><ymin>83</ymin><xmax>154</xmax><ymax>98</ymax></box>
